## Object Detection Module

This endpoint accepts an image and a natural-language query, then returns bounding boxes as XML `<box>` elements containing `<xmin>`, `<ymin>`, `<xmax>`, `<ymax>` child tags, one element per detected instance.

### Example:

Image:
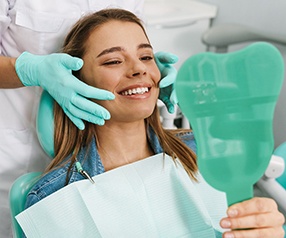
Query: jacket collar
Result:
<box><xmin>70</xmin><ymin>125</ymin><xmax>164</xmax><ymax>180</ymax></box>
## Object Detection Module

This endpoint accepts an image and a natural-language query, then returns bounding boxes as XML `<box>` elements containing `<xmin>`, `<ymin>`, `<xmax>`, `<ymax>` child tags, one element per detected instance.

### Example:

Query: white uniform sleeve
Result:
<box><xmin>0</xmin><ymin>0</ymin><xmax>11</xmax><ymax>55</ymax></box>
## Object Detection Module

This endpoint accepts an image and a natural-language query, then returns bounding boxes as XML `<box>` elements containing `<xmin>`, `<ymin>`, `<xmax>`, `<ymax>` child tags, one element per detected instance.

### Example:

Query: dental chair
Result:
<box><xmin>199</xmin><ymin>0</ymin><xmax>286</xmax><ymax>53</ymax></box>
<box><xmin>10</xmin><ymin>90</ymin><xmax>286</xmax><ymax>237</ymax></box>
<box><xmin>9</xmin><ymin>90</ymin><xmax>54</xmax><ymax>238</ymax></box>
<box><xmin>202</xmin><ymin>23</ymin><xmax>286</xmax><ymax>53</ymax></box>
<box><xmin>9</xmin><ymin>172</ymin><xmax>41</xmax><ymax>238</ymax></box>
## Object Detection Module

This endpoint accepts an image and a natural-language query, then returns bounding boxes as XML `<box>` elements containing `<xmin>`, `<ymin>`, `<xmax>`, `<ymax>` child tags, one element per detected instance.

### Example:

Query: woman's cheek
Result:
<box><xmin>92</xmin><ymin>72</ymin><xmax>117</xmax><ymax>91</ymax></box>
<box><xmin>152</xmin><ymin>69</ymin><xmax>161</xmax><ymax>86</ymax></box>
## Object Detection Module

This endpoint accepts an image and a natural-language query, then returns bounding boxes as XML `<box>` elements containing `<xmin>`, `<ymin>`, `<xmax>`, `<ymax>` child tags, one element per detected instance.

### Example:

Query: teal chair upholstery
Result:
<box><xmin>8</xmin><ymin>90</ymin><xmax>56</xmax><ymax>237</ymax></box>
<box><xmin>9</xmin><ymin>91</ymin><xmax>54</xmax><ymax>237</ymax></box>
<box><xmin>9</xmin><ymin>172</ymin><xmax>42</xmax><ymax>238</ymax></box>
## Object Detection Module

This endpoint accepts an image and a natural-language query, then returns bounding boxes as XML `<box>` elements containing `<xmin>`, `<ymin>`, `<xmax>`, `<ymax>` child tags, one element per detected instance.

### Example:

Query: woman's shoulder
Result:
<box><xmin>25</xmin><ymin>165</ymin><xmax>80</xmax><ymax>209</ymax></box>
<box><xmin>25</xmin><ymin>139</ymin><xmax>104</xmax><ymax>209</ymax></box>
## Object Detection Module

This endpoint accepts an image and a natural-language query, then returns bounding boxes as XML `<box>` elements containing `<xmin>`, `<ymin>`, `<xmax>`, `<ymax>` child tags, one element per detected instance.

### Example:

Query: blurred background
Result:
<box><xmin>143</xmin><ymin>0</ymin><xmax>286</xmax><ymax>148</ymax></box>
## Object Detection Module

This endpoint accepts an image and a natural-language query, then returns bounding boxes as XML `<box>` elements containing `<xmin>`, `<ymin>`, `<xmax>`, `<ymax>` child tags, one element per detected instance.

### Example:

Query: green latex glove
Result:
<box><xmin>175</xmin><ymin>42</ymin><xmax>284</xmax><ymax>206</ymax></box>
<box><xmin>155</xmin><ymin>51</ymin><xmax>179</xmax><ymax>114</ymax></box>
<box><xmin>16</xmin><ymin>52</ymin><xmax>115</xmax><ymax>130</ymax></box>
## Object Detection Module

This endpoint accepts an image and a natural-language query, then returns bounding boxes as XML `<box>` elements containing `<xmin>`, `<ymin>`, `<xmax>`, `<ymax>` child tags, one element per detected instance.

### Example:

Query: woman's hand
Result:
<box><xmin>220</xmin><ymin>197</ymin><xmax>285</xmax><ymax>238</ymax></box>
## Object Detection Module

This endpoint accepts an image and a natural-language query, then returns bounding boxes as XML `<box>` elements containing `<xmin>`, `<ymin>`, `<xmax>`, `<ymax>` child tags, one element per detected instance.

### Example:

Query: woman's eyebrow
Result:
<box><xmin>97</xmin><ymin>47</ymin><xmax>123</xmax><ymax>57</ymax></box>
<box><xmin>138</xmin><ymin>43</ymin><xmax>153</xmax><ymax>50</ymax></box>
<box><xmin>97</xmin><ymin>43</ymin><xmax>153</xmax><ymax>58</ymax></box>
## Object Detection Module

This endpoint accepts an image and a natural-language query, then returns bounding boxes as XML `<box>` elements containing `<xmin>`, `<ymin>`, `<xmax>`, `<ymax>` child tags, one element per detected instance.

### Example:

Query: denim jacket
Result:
<box><xmin>25</xmin><ymin>127</ymin><xmax>197</xmax><ymax>209</ymax></box>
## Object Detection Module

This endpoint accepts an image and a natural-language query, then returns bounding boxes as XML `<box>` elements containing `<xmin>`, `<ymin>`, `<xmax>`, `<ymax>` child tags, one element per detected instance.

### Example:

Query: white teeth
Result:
<box><xmin>121</xmin><ymin>87</ymin><xmax>149</xmax><ymax>95</ymax></box>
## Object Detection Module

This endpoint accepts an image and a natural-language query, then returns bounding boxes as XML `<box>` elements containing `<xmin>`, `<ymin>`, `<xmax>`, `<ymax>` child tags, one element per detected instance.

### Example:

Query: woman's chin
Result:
<box><xmin>110</xmin><ymin>109</ymin><xmax>154</xmax><ymax>123</ymax></box>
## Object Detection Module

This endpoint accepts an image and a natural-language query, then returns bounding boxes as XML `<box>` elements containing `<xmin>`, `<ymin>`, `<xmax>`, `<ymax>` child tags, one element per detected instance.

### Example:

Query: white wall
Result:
<box><xmin>198</xmin><ymin>0</ymin><xmax>286</xmax><ymax>148</ymax></box>
<box><xmin>143</xmin><ymin>0</ymin><xmax>217</xmax><ymax>69</ymax></box>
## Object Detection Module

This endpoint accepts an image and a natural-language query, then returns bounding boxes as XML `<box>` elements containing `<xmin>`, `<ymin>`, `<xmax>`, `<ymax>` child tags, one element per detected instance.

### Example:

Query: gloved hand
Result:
<box><xmin>155</xmin><ymin>51</ymin><xmax>179</xmax><ymax>114</ymax></box>
<box><xmin>15</xmin><ymin>52</ymin><xmax>115</xmax><ymax>130</ymax></box>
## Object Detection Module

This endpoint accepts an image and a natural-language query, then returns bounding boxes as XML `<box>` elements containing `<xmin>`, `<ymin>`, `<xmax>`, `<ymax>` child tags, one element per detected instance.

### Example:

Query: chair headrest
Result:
<box><xmin>36</xmin><ymin>90</ymin><xmax>55</xmax><ymax>158</ymax></box>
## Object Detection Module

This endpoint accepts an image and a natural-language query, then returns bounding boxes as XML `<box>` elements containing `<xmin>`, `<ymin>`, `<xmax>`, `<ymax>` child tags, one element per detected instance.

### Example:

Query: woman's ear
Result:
<box><xmin>36</xmin><ymin>90</ymin><xmax>55</xmax><ymax>158</ymax></box>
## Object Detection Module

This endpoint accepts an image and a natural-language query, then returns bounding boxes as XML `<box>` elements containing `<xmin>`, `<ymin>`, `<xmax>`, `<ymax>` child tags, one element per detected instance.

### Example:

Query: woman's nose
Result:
<box><xmin>128</xmin><ymin>59</ymin><xmax>147</xmax><ymax>77</ymax></box>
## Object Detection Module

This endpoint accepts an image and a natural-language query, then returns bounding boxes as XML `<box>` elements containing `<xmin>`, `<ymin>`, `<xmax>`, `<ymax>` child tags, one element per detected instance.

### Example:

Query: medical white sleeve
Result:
<box><xmin>0</xmin><ymin>0</ymin><xmax>11</xmax><ymax>55</ymax></box>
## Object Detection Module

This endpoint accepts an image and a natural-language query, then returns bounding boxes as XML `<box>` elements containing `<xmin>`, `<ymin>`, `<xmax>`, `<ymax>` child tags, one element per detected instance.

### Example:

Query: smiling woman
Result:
<box><xmin>21</xmin><ymin>8</ymin><xmax>285</xmax><ymax>238</ymax></box>
<box><xmin>44</xmin><ymin>8</ymin><xmax>196</xmax><ymax>174</ymax></box>
<box><xmin>24</xmin><ymin>8</ymin><xmax>197</xmax><ymax>203</ymax></box>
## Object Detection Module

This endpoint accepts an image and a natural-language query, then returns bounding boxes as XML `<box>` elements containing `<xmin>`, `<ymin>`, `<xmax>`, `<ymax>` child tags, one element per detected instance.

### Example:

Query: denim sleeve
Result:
<box><xmin>25</xmin><ymin>193</ymin><xmax>41</xmax><ymax>210</ymax></box>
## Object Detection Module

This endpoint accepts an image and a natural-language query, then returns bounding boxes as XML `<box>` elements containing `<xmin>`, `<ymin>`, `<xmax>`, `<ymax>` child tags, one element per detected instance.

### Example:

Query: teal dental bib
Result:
<box><xmin>175</xmin><ymin>42</ymin><xmax>284</xmax><ymax>205</ymax></box>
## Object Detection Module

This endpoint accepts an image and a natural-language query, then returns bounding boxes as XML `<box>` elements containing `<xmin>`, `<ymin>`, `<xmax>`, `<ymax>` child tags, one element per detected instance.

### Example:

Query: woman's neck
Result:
<box><xmin>94</xmin><ymin>121</ymin><xmax>154</xmax><ymax>171</ymax></box>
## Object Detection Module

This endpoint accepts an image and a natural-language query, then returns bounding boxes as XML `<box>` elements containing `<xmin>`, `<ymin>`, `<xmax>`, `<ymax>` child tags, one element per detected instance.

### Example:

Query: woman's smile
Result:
<box><xmin>118</xmin><ymin>83</ymin><xmax>153</xmax><ymax>100</ymax></box>
<box><xmin>120</xmin><ymin>86</ymin><xmax>149</xmax><ymax>96</ymax></box>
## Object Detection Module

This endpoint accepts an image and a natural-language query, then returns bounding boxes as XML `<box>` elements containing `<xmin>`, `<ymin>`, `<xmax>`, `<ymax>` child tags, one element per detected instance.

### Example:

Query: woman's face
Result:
<box><xmin>81</xmin><ymin>20</ymin><xmax>161</xmax><ymax>123</ymax></box>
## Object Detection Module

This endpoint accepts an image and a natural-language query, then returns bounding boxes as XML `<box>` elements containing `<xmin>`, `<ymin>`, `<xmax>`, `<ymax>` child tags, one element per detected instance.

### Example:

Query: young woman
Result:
<box><xmin>1</xmin><ymin>2</ymin><xmax>177</xmax><ymax>236</ymax></box>
<box><xmin>24</xmin><ymin>9</ymin><xmax>285</xmax><ymax>238</ymax></box>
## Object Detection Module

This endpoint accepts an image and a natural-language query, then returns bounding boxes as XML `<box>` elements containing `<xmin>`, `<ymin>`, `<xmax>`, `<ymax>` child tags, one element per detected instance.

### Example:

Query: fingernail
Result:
<box><xmin>99</xmin><ymin>110</ymin><xmax>110</xmax><ymax>120</ymax></box>
<box><xmin>228</xmin><ymin>209</ymin><xmax>238</xmax><ymax>217</ymax></box>
<box><xmin>97</xmin><ymin>120</ymin><xmax>105</xmax><ymax>126</ymax></box>
<box><xmin>171</xmin><ymin>55</ymin><xmax>179</xmax><ymax>62</ymax></box>
<box><xmin>221</xmin><ymin>220</ymin><xmax>231</xmax><ymax>228</ymax></box>
<box><xmin>224</xmin><ymin>233</ymin><xmax>234</xmax><ymax>238</ymax></box>
<box><xmin>108</xmin><ymin>94</ymin><xmax>115</xmax><ymax>100</ymax></box>
<box><xmin>78</xmin><ymin>124</ymin><xmax>85</xmax><ymax>130</ymax></box>
<box><xmin>76</xmin><ymin>59</ymin><xmax>84</xmax><ymax>68</ymax></box>
<box><xmin>103</xmin><ymin>113</ymin><xmax>111</xmax><ymax>120</ymax></box>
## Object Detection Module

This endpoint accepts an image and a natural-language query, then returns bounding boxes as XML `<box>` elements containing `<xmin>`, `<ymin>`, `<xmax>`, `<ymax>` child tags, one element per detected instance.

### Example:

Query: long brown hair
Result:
<box><xmin>46</xmin><ymin>8</ymin><xmax>198</xmax><ymax>180</ymax></box>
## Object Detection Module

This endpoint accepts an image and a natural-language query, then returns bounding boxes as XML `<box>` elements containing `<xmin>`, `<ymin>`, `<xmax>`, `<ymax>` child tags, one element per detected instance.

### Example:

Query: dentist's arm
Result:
<box><xmin>220</xmin><ymin>197</ymin><xmax>285</xmax><ymax>238</ymax></box>
<box><xmin>0</xmin><ymin>52</ymin><xmax>115</xmax><ymax>130</ymax></box>
<box><xmin>0</xmin><ymin>56</ymin><xmax>23</xmax><ymax>88</ymax></box>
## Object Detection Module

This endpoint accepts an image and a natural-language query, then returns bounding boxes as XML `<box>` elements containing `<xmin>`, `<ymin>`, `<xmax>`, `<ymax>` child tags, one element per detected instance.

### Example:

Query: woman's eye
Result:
<box><xmin>140</xmin><ymin>56</ymin><xmax>153</xmax><ymax>61</ymax></box>
<box><xmin>103</xmin><ymin>60</ymin><xmax>122</xmax><ymax>65</ymax></box>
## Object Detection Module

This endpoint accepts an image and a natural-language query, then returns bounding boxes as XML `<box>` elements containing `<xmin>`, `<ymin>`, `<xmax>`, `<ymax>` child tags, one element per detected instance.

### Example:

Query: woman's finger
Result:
<box><xmin>221</xmin><ymin>212</ymin><xmax>285</xmax><ymax>230</ymax></box>
<box><xmin>227</xmin><ymin>197</ymin><xmax>278</xmax><ymax>217</ymax></box>
<box><xmin>223</xmin><ymin>226</ymin><xmax>285</xmax><ymax>238</ymax></box>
